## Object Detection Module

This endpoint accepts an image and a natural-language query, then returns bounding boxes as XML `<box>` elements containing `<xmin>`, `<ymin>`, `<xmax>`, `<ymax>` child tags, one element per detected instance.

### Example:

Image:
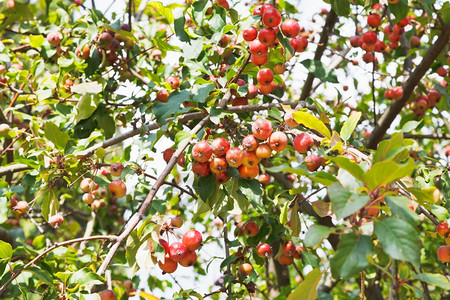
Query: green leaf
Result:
<box><xmin>436</xmin><ymin>171</ymin><xmax>450</xmax><ymax>202</ymax></box>
<box><xmin>225</xmin><ymin>179</ymin><xmax>248</xmax><ymax>212</ymax></box>
<box><xmin>414</xmin><ymin>273</ymin><xmax>450</xmax><ymax>290</ymax></box>
<box><xmin>401</xmin><ymin>120</ymin><xmax>422</xmax><ymax>133</ymax></box>
<box><xmin>292</xmin><ymin>111</ymin><xmax>331</xmax><ymax>139</ymax></box>
<box><xmin>304</xmin><ymin>225</ymin><xmax>333</xmax><ymax>248</ymax></box>
<box><xmin>32</xmin><ymin>235</ymin><xmax>46</xmax><ymax>249</ymax></box>
<box><xmin>365</xmin><ymin>158</ymin><xmax>415</xmax><ymax>191</ymax></box>
<box><xmin>71</xmin><ymin>81</ymin><xmax>102</xmax><ymax>94</ymax></box>
<box><xmin>26</xmin><ymin>266</ymin><xmax>53</xmax><ymax>285</ymax></box>
<box><xmin>237</xmin><ymin>178</ymin><xmax>263</xmax><ymax>212</ymax></box>
<box><xmin>220</xmin><ymin>255</ymin><xmax>238</xmax><ymax>269</ymax></box>
<box><xmin>287</xmin><ymin>268</ymin><xmax>323</xmax><ymax>300</ymax></box>
<box><xmin>329</xmin><ymin>156</ymin><xmax>365</xmax><ymax>183</ymax></box>
<box><xmin>330</xmin><ymin>232</ymin><xmax>373</xmax><ymax>279</ymax></box>
<box><xmin>300</xmin><ymin>59</ymin><xmax>338</xmax><ymax>83</ymax></box>
<box><xmin>148</xmin><ymin>1</ymin><xmax>174</xmax><ymax>23</ymax></box>
<box><xmin>373</xmin><ymin>132</ymin><xmax>404</xmax><ymax>162</ymax></box>
<box><xmin>388</xmin><ymin>0</ymin><xmax>409</xmax><ymax>22</ymax></box>
<box><xmin>44</xmin><ymin>122</ymin><xmax>69</xmax><ymax>150</ymax></box>
<box><xmin>276</xmin><ymin>31</ymin><xmax>294</xmax><ymax>60</ymax></box>
<box><xmin>0</xmin><ymin>240</ymin><xmax>12</xmax><ymax>261</ymax></box>
<box><xmin>340</xmin><ymin>112</ymin><xmax>361</xmax><ymax>142</ymax></box>
<box><xmin>29</xmin><ymin>35</ymin><xmax>45</xmax><ymax>48</ymax></box>
<box><xmin>153</xmin><ymin>90</ymin><xmax>190</xmax><ymax>123</ymax></box>
<box><xmin>174</xmin><ymin>15</ymin><xmax>190</xmax><ymax>43</ymax></box>
<box><xmin>76</xmin><ymin>94</ymin><xmax>100</xmax><ymax>122</ymax></box>
<box><xmin>374</xmin><ymin>217</ymin><xmax>420</xmax><ymax>269</ymax></box>
<box><xmin>290</xmin><ymin>201</ymin><xmax>301</xmax><ymax>237</ymax></box>
<box><xmin>194</xmin><ymin>175</ymin><xmax>216</xmax><ymax>201</ymax></box>
<box><xmin>97</xmin><ymin>114</ymin><xmax>115</xmax><ymax>139</ymax></box>
<box><xmin>0</xmin><ymin>197</ymin><xmax>8</xmax><ymax>224</ymax></box>
<box><xmin>280</xmin><ymin>201</ymin><xmax>289</xmax><ymax>225</ymax></box>
<box><xmin>40</xmin><ymin>189</ymin><xmax>59</xmax><ymax>222</ymax></box>
<box><xmin>69</xmin><ymin>268</ymin><xmax>104</xmax><ymax>286</ymax></box>
<box><xmin>385</xmin><ymin>196</ymin><xmax>419</xmax><ymax>225</ymax></box>
<box><xmin>330</xmin><ymin>0</ymin><xmax>350</xmax><ymax>16</ymax></box>
<box><xmin>126</xmin><ymin>230</ymin><xmax>141</xmax><ymax>274</ymax></box>
<box><xmin>175</xmin><ymin>131</ymin><xmax>191</xmax><ymax>145</ymax></box>
<box><xmin>191</xmin><ymin>84</ymin><xmax>215</xmax><ymax>103</ymax></box>
<box><xmin>328</xmin><ymin>183</ymin><xmax>369</xmax><ymax>219</ymax></box>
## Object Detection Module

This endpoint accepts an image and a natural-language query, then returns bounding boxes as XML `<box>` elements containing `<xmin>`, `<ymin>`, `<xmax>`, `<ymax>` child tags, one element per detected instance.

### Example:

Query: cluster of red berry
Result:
<box><xmin>157</xmin><ymin>217</ymin><xmax>203</xmax><ymax>274</ymax></box>
<box><xmin>80</xmin><ymin>163</ymin><xmax>126</xmax><ymax>214</ymax></box>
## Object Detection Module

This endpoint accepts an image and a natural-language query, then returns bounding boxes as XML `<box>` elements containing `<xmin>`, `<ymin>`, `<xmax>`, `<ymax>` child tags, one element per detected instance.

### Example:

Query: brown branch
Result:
<box><xmin>298</xmin><ymin>9</ymin><xmax>338</xmax><ymax>103</ymax></box>
<box><xmin>0</xmin><ymin>235</ymin><xmax>117</xmax><ymax>293</ymax></box>
<box><xmin>142</xmin><ymin>172</ymin><xmax>198</xmax><ymax>199</ymax></box>
<box><xmin>366</xmin><ymin>22</ymin><xmax>450</xmax><ymax>149</ymax></box>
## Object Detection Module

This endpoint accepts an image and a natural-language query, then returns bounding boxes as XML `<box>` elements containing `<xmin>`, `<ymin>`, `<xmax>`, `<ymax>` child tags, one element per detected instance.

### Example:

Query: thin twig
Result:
<box><xmin>0</xmin><ymin>235</ymin><xmax>117</xmax><ymax>292</ymax></box>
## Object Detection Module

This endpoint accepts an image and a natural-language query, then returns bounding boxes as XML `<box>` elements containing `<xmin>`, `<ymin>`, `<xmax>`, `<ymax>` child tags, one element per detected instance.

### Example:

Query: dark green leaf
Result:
<box><xmin>414</xmin><ymin>273</ymin><xmax>450</xmax><ymax>290</ymax></box>
<box><xmin>174</xmin><ymin>15</ymin><xmax>190</xmax><ymax>43</ymax></box>
<box><xmin>304</xmin><ymin>225</ymin><xmax>333</xmax><ymax>248</ymax></box>
<box><xmin>388</xmin><ymin>0</ymin><xmax>409</xmax><ymax>22</ymax></box>
<box><xmin>374</xmin><ymin>217</ymin><xmax>420</xmax><ymax>268</ymax></box>
<box><xmin>330</xmin><ymin>232</ymin><xmax>373</xmax><ymax>279</ymax></box>
<box><xmin>194</xmin><ymin>175</ymin><xmax>216</xmax><ymax>201</ymax></box>
<box><xmin>153</xmin><ymin>90</ymin><xmax>190</xmax><ymax>123</ymax></box>
<box><xmin>328</xmin><ymin>183</ymin><xmax>369</xmax><ymax>219</ymax></box>
<box><xmin>44</xmin><ymin>122</ymin><xmax>69</xmax><ymax>150</ymax></box>
<box><xmin>385</xmin><ymin>196</ymin><xmax>419</xmax><ymax>225</ymax></box>
<box><xmin>330</xmin><ymin>0</ymin><xmax>350</xmax><ymax>16</ymax></box>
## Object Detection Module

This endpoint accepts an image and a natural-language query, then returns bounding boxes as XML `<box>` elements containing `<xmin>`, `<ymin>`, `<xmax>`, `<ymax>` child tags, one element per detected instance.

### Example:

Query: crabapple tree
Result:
<box><xmin>0</xmin><ymin>0</ymin><xmax>449</xmax><ymax>299</ymax></box>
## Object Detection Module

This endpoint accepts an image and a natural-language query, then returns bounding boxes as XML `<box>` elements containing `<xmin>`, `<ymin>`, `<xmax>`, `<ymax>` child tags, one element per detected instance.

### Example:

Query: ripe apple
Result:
<box><xmin>350</xmin><ymin>35</ymin><xmax>363</xmax><ymax>48</ymax></box>
<box><xmin>192</xmin><ymin>141</ymin><xmax>213</xmax><ymax>162</ymax></box>
<box><xmin>281</xmin><ymin>19</ymin><xmax>300</xmax><ymax>38</ymax></box>
<box><xmin>109</xmin><ymin>180</ymin><xmax>127</xmax><ymax>198</ymax></box>
<box><xmin>210</xmin><ymin>157</ymin><xmax>227</xmax><ymax>173</ymax></box>
<box><xmin>110</xmin><ymin>163</ymin><xmax>124</xmax><ymax>177</ymax></box>
<box><xmin>182</xmin><ymin>229</ymin><xmax>203</xmax><ymax>251</ymax></box>
<box><xmin>251</xmin><ymin>53</ymin><xmax>268</xmax><ymax>66</ymax></box>
<box><xmin>169</xmin><ymin>242</ymin><xmax>187</xmax><ymax>262</ymax></box>
<box><xmin>158</xmin><ymin>254</ymin><xmax>178</xmax><ymax>273</ymax></box>
<box><xmin>75</xmin><ymin>45</ymin><xmax>90</xmax><ymax>59</ymax></box>
<box><xmin>257</xmin><ymin>68</ymin><xmax>274</xmax><ymax>86</ymax></box>
<box><xmin>410</xmin><ymin>35</ymin><xmax>420</xmax><ymax>48</ymax></box>
<box><xmin>238</xmin><ymin>165</ymin><xmax>259</xmax><ymax>180</ymax></box>
<box><xmin>437</xmin><ymin>66</ymin><xmax>447</xmax><ymax>77</ymax></box>
<box><xmin>179</xmin><ymin>250</ymin><xmax>197</xmax><ymax>267</ymax></box>
<box><xmin>47</xmin><ymin>31</ymin><xmax>61</xmax><ymax>46</ymax></box>
<box><xmin>262</xmin><ymin>7</ymin><xmax>281</xmax><ymax>27</ymax></box>
<box><xmin>156</xmin><ymin>90</ymin><xmax>169</xmax><ymax>102</ymax></box>
<box><xmin>255</xmin><ymin>144</ymin><xmax>272</xmax><ymax>159</ymax></box>
<box><xmin>259</xmin><ymin>173</ymin><xmax>270</xmax><ymax>185</ymax></box>
<box><xmin>215</xmin><ymin>172</ymin><xmax>229</xmax><ymax>184</ymax></box>
<box><xmin>226</xmin><ymin>147</ymin><xmax>244</xmax><ymax>167</ymax></box>
<box><xmin>281</xmin><ymin>241</ymin><xmax>296</xmax><ymax>256</ymax></box>
<box><xmin>256</xmin><ymin>243</ymin><xmax>272</xmax><ymax>258</ymax></box>
<box><xmin>166</xmin><ymin>76</ymin><xmax>180</xmax><ymax>89</ymax></box>
<box><xmin>362</xmin><ymin>52</ymin><xmax>374</xmax><ymax>63</ymax></box>
<box><xmin>437</xmin><ymin>245</ymin><xmax>450</xmax><ymax>263</ymax></box>
<box><xmin>249</xmin><ymin>40</ymin><xmax>268</xmax><ymax>55</ymax></box>
<box><xmin>274</xmin><ymin>63</ymin><xmax>286</xmax><ymax>74</ymax></box>
<box><xmin>293</xmin><ymin>133</ymin><xmax>314</xmax><ymax>153</ymax></box>
<box><xmin>284</xmin><ymin>111</ymin><xmax>299</xmax><ymax>127</ymax></box>
<box><xmin>99</xmin><ymin>289</ymin><xmax>117</xmax><ymax>300</ymax></box>
<box><xmin>192</xmin><ymin>161</ymin><xmax>210</xmax><ymax>177</ymax></box>
<box><xmin>238</xmin><ymin>263</ymin><xmax>253</xmax><ymax>277</ymax></box>
<box><xmin>242</xmin><ymin>134</ymin><xmax>259</xmax><ymax>151</ymax></box>
<box><xmin>367</xmin><ymin>13</ymin><xmax>381</xmax><ymax>28</ymax></box>
<box><xmin>258</xmin><ymin>28</ymin><xmax>277</xmax><ymax>46</ymax></box>
<box><xmin>242</xmin><ymin>221</ymin><xmax>259</xmax><ymax>236</ymax></box>
<box><xmin>258</xmin><ymin>82</ymin><xmax>275</xmax><ymax>94</ymax></box>
<box><xmin>242</xmin><ymin>151</ymin><xmax>261</xmax><ymax>167</ymax></box>
<box><xmin>252</xmin><ymin>118</ymin><xmax>272</xmax><ymax>140</ymax></box>
<box><xmin>362</xmin><ymin>31</ymin><xmax>377</xmax><ymax>45</ymax></box>
<box><xmin>49</xmin><ymin>214</ymin><xmax>64</xmax><ymax>228</ymax></box>
<box><xmin>437</xmin><ymin>222</ymin><xmax>449</xmax><ymax>237</ymax></box>
<box><xmin>246</xmin><ymin>83</ymin><xmax>258</xmax><ymax>99</ymax></box>
<box><xmin>268</xmin><ymin>131</ymin><xmax>288</xmax><ymax>152</ymax></box>
<box><xmin>278</xmin><ymin>253</ymin><xmax>293</xmax><ymax>265</ymax></box>
<box><xmin>304</xmin><ymin>154</ymin><xmax>324</xmax><ymax>172</ymax></box>
<box><xmin>243</xmin><ymin>26</ymin><xmax>258</xmax><ymax>41</ymax></box>
<box><xmin>211</xmin><ymin>137</ymin><xmax>230</xmax><ymax>156</ymax></box>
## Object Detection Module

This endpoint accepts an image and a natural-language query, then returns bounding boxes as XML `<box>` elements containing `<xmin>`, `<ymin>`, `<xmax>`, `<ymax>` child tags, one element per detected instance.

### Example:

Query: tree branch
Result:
<box><xmin>366</xmin><ymin>22</ymin><xmax>450</xmax><ymax>149</ymax></box>
<box><xmin>0</xmin><ymin>235</ymin><xmax>117</xmax><ymax>293</ymax></box>
<box><xmin>298</xmin><ymin>9</ymin><xmax>338</xmax><ymax>103</ymax></box>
